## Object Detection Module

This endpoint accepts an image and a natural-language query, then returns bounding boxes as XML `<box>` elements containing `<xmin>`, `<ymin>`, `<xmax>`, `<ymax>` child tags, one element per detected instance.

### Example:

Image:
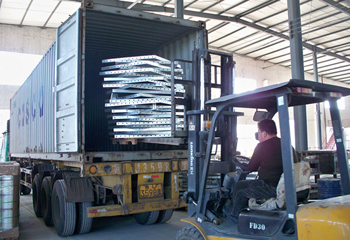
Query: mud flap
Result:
<box><xmin>64</xmin><ymin>175</ymin><xmax>94</xmax><ymax>203</ymax></box>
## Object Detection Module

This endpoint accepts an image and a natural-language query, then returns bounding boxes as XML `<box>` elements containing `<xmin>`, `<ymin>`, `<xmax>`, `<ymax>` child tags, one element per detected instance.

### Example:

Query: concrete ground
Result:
<box><xmin>19</xmin><ymin>194</ymin><xmax>188</xmax><ymax>240</ymax></box>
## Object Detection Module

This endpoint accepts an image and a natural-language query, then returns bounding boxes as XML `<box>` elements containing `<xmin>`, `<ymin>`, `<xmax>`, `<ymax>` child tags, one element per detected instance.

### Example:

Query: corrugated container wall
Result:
<box><xmin>10</xmin><ymin>8</ymin><xmax>206</xmax><ymax>155</ymax></box>
<box><xmin>10</xmin><ymin>43</ymin><xmax>56</xmax><ymax>154</ymax></box>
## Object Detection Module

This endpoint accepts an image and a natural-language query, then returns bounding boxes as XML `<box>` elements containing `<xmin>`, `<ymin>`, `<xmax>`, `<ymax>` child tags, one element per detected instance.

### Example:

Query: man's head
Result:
<box><xmin>257</xmin><ymin>119</ymin><xmax>277</xmax><ymax>142</ymax></box>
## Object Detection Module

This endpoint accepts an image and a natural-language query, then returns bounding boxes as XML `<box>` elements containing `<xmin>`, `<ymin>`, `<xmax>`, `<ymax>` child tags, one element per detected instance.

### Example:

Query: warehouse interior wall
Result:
<box><xmin>234</xmin><ymin>55</ymin><xmax>350</xmax><ymax>154</ymax></box>
<box><xmin>0</xmin><ymin>23</ymin><xmax>349</xmax><ymax>152</ymax></box>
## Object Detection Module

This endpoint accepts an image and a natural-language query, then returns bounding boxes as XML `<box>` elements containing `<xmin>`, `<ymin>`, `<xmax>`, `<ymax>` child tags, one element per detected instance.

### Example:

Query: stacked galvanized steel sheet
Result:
<box><xmin>100</xmin><ymin>55</ymin><xmax>185</xmax><ymax>139</ymax></box>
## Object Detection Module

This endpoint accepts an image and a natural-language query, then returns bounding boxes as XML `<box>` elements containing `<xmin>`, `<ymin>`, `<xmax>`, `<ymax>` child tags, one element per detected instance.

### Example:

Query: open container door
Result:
<box><xmin>54</xmin><ymin>10</ymin><xmax>81</xmax><ymax>153</ymax></box>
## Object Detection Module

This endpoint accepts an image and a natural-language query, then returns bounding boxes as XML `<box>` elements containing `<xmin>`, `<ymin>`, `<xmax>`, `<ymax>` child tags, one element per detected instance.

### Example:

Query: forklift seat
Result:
<box><xmin>248</xmin><ymin>161</ymin><xmax>311</xmax><ymax>210</ymax></box>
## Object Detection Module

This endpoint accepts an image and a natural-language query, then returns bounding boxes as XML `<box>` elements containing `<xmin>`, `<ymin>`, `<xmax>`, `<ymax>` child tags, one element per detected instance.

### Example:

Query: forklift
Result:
<box><xmin>177</xmin><ymin>79</ymin><xmax>350</xmax><ymax>239</ymax></box>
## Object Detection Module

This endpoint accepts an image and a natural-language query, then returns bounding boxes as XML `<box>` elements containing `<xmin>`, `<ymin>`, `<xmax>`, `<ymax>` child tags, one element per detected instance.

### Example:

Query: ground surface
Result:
<box><xmin>19</xmin><ymin>194</ymin><xmax>188</xmax><ymax>239</ymax></box>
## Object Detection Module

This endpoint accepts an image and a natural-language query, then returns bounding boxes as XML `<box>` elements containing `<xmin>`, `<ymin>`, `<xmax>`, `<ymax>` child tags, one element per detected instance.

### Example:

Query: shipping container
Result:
<box><xmin>10</xmin><ymin>4</ymin><xmax>235</xmax><ymax>237</ymax></box>
<box><xmin>10</xmin><ymin>7</ymin><xmax>205</xmax><ymax>156</ymax></box>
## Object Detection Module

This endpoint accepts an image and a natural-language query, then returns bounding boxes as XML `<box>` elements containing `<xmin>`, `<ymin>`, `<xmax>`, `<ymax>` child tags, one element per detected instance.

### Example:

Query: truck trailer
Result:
<box><xmin>10</xmin><ymin>3</ymin><xmax>234</xmax><ymax>237</ymax></box>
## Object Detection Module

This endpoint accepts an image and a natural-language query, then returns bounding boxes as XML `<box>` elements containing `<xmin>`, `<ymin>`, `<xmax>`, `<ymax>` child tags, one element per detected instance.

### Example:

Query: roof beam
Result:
<box><xmin>20</xmin><ymin>0</ymin><xmax>34</xmax><ymax>26</ymax></box>
<box><xmin>318</xmin><ymin>65</ymin><xmax>350</xmax><ymax>75</ymax></box>
<box><xmin>209</xmin><ymin>26</ymin><xmax>246</xmax><ymax>44</ymax></box>
<box><xmin>255</xmin><ymin>45</ymin><xmax>289</xmax><ymax>60</ymax></box>
<box><xmin>307</xmin><ymin>26</ymin><xmax>350</xmax><ymax>42</ymax></box>
<box><xmin>208</xmin><ymin>22</ymin><xmax>230</xmax><ymax>33</ymax></box>
<box><xmin>242</xmin><ymin>39</ymin><xmax>284</xmax><ymax>55</ymax></box>
<box><xmin>235</xmin><ymin>0</ymin><xmax>279</xmax><ymax>19</ymax></box>
<box><xmin>323</xmin><ymin>70</ymin><xmax>350</xmax><ymax>78</ymax></box>
<box><xmin>113</xmin><ymin>1</ymin><xmax>350</xmax><ymax>65</ymax></box>
<box><xmin>184</xmin><ymin>0</ymin><xmax>198</xmax><ymax>8</ymax></box>
<box><xmin>264</xmin><ymin>51</ymin><xmax>290</xmax><ymax>61</ymax></box>
<box><xmin>43</xmin><ymin>1</ymin><xmax>61</xmax><ymax>28</ymax></box>
<box><xmin>218</xmin><ymin>0</ymin><xmax>249</xmax><ymax>14</ymax></box>
<box><xmin>319</xmin><ymin>0</ymin><xmax>350</xmax><ymax>16</ymax></box>
<box><xmin>201</xmin><ymin>0</ymin><xmax>224</xmax><ymax>12</ymax></box>
<box><xmin>336</xmin><ymin>76</ymin><xmax>350</xmax><ymax>82</ymax></box>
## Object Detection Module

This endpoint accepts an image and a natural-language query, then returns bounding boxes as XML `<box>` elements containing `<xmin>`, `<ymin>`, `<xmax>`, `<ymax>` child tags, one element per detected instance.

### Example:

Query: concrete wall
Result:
<box><xmin>0</xmin><ymin>85</ymin><xmax>20</xmax><ymax>109</ymax></box>
<box><xmin>0</xmin><ymin>24</ymin><xmax>56</xmax><ymax>55</ymax></box>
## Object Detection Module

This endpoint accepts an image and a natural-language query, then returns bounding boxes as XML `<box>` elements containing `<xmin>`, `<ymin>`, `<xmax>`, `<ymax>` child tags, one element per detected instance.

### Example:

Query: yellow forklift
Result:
<box><xmin>176</xmin><ymin>79</ymin><xmax>350</xmax><ymax>240</ymax></box>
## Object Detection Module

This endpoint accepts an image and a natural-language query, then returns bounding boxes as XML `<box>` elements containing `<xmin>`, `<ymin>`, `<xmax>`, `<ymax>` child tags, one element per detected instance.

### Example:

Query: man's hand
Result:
<box><xmin>233</xmin><ymin>156</ymin><xmax>249</xmax><ymax>171</ymax></box>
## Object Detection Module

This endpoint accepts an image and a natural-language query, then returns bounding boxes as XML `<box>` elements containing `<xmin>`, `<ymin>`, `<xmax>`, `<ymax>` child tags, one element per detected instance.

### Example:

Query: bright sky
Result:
<box><xmin>0</xmin><ymin>51</ymin><xmax>42</xmax><ymax>86</ymax></box>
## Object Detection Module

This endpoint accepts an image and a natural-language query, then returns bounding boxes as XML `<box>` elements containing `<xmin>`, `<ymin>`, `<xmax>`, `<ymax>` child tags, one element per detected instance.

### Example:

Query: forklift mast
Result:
<box><xmin>187</xmin><ymin>49</ymin><xmax>241</xmax><ymax>217</ymax></box>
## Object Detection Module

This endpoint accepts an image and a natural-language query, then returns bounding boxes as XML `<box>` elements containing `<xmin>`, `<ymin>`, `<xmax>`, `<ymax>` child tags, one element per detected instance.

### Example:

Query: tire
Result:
<box><xmin>41</xmin><ymin>176</ymin><xmax>53</xmax><ymax>226</ymax></box>
<box><xmin>75</xmin><ymin>201</ymin><xmax>93</xmax><ymax>234</ymax></box>
<box><xmin>175</xmin><ymin>226</ymin><xmax>204</xmax><ymax>240</ymax></box>
<box><xmin>51</xmin><ymin>179</ymin><xmax>76</xmax><ymax>237</ymax></box>
<box><xmin>32</xmin><ymin>174</ymin><xmax>42</xmax><ymax>217</ymax></box>
<box><xmin>156</xmin><ymin>209</ymin><xmax>173</xmax><ymax>223</ymax></box>
<box><xmin>156</xmin><ymin>190</ymin><xmax>173</xmax><ymax>223</ymax></box>
<box><xmin>21</xmin><ymin>185</ymin><xmax>31</xmax><ymax>195</ymax></box>
<box><xmin>134</xmin><ymin>211</ymin><xmax>159</xmax><ymax>225</ymax></box>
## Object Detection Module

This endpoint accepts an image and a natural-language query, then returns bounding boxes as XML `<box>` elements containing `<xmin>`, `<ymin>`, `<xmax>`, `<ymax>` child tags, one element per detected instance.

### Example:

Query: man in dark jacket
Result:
<box><xmin>223</xmin><ymin>119</ymin><xmax>296</xmax><ymax>221</ymax></box>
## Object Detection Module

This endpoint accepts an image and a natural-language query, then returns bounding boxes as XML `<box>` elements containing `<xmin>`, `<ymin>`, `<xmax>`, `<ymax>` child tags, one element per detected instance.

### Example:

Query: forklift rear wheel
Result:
<box><xmin>32</xmin><ymin>174</ymin><xmax>42</xmax><ymax>217</ymax></box>
<box><xmin>21</xmin><ymin>184</ymin><xmax>31</xmax><ymax>195</ymax></box>
<box><xmin>176</xmin><ymin>226</ymin><xmax>204</xmax><ymax>240</ymax></box>
<box><xmin>75</xmin><ymin>201</ymin><xmax>93</xmax><ymax>234</ymax></box>
<box><xmin>41</xmin><ymin>176</ymin><xmax>53</xmax><ymax>226</ymax></box>
<box><xmin>52</xmin><ymin>179</ymin><xmax>77</xmax><ymax>237</ymax></box>
<box><xmin>134</xmin><ymin>211</ymin><xmax>159</xmax><ymax>225</ymax></box>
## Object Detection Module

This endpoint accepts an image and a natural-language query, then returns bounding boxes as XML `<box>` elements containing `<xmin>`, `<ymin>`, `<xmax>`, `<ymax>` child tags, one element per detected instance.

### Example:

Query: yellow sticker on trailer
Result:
<box><xmin>139</xmin><ymin>184</ymin><xmax>163</xmax><ymax>199</ymax></box>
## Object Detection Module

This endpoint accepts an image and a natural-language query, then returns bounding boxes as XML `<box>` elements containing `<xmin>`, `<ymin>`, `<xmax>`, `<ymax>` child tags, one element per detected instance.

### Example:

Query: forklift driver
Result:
<box><xmin>223</xmin><ymin>119</ymin><xmax>298</xmax><ymax>222</ymax></box>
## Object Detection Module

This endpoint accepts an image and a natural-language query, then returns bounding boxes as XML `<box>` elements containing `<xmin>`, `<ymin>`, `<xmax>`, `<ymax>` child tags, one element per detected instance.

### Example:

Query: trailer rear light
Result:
<box><xmin>143</xmin><ymin>175</ymin><xmax>159</xmax><ymax>179</ymax></box>
<box><xmin>293</xmin><ymin>87</ymin><xmax>313</xmax><ymax>95</ymax></box>
<box><xmin>89</xmin><ymin>165</ymin><xmax>98</xmax><ymax>174</ymax></box>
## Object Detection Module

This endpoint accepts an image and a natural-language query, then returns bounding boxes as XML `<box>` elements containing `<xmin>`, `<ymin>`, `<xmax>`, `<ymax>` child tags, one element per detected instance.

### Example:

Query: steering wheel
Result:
<box><xmin>233</xmin><ymin>155</ymin><xmax>251</xmax><ymax>181</ymax></box>
<box><xmin>234</xmin><ymin>155</ymin><xmax>251</xmax><ymax>165</ymax></box>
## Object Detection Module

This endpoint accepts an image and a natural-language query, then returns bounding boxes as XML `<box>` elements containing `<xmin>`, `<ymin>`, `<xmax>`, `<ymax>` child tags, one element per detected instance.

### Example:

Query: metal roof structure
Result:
<box><xmin>1</xmin><ymin>0</ymin><xmax>349</xmax><ymax>83</ymax></box>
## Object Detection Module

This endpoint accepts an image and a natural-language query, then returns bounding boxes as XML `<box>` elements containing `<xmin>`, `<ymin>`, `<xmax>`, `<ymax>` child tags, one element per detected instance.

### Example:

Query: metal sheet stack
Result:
<box><xmin>100</xmin><ymin>55</ymin><xmax>185</xmax><ymax>139</ymax></box>
<box><xmin>0</xmin><ymin>162</ymin><xmax>19</xmax><ymax>238</ymax></box>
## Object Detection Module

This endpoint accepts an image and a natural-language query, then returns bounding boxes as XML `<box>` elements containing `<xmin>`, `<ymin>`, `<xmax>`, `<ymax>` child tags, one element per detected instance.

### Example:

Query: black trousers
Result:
<box><xmin>225</xmin><ymin>179</ymin><xmax>276</xmax><ymax>218</ymax></box>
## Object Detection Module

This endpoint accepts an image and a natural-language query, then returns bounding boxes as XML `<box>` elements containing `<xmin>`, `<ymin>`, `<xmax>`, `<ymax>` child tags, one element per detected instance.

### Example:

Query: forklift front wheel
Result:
<box><xmin>175</xmin><ymin>226</ymin><xmax>204</xmax><ymax>240</ymax></box>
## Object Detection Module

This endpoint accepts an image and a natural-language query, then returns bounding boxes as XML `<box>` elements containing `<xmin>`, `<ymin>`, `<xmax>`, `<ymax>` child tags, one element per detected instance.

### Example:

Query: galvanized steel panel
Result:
<box><xmin>83</xmin><ymin>9</ymin><xmax>205</xmax><ymax>151</ymax></box>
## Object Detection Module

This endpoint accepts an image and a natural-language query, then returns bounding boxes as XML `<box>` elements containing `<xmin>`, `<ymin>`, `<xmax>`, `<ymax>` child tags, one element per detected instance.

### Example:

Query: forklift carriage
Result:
<box><xmin>178</xmin><ymin>79</ymin><xmax>350</xmax><ymax>240</ymax></box>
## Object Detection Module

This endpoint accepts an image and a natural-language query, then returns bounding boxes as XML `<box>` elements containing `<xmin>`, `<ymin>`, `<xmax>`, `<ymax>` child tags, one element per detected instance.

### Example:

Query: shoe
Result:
<box><xmin>222</xmin><ymin>205</ymin><xmax>238</xmax><ymax>224</ymax></box>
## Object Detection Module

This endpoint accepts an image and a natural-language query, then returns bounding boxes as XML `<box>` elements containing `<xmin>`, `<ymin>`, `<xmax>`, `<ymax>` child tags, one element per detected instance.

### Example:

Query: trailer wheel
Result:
<box><xmin>175</xmin><ymin>226</ymin><xmax>204</xmax><ymax>240</ymax></box>
<box><xmin>21</xmin><ymin>185</ymin><xmax>31</xmax><ymax>195</ymax></box>
<box><xmin>41</xmin><ymin>176</ymin><xmax>53</xmax><ymax>226</ymax></box>
<box><xmin>156</xmin><ymin>209</ymin><xmax>173</xmax><ymax>223</ymax></box>
<box><xmin>32</xmin><ymin>174</ymin><xmax>42</xmax><ymax>217</ymax></box>
<box><xmin>156</xmin><ymin>189</ymin><xmax>173</xmax><ymax>223</ymax></box>
<box><xmin>75</xmin><ymin>201</ymin><xmax>93</xmax><ymax>234</ymax></box>
<box><xmin>52</xmin><ymin>179</ymin><xmax>76</xmax><ymax>237</ymax></box>
<box><xmin>134</xmin><ymin>211</ymin><xmax>159</xmax><ymax>225</ymax></box>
